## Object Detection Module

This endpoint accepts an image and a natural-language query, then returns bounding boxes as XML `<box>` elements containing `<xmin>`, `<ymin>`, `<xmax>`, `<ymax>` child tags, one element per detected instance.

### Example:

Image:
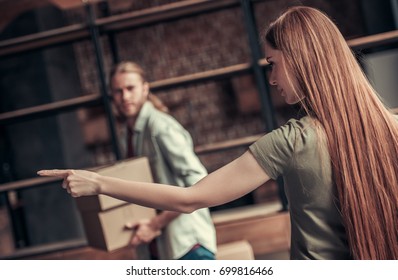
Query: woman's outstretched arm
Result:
<box><xmin>38</xmin><ymin>151</ymin><xmax>270</xmax><ymax>213</ymax></box>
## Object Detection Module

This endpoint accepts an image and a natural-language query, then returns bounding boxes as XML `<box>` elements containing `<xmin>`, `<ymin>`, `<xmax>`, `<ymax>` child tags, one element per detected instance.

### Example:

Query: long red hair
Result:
<box><xmin>265</xmin><ymin>6</ymin><xmax>398</xmax><ymax>259</ymax></box>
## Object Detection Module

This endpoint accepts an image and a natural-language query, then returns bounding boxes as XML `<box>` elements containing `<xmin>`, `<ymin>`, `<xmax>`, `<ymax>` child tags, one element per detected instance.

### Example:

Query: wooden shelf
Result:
<box><xmin>0</xmin><ymin>0</ymin><xmax>240</xmax><ymax>57</ymax></box>
<box><xmin>195</xmin><ymin>133</ymin><xmax>262</xmax><ymax>154</ymax></box>
<box><xmin>348</xmin><ymin>30</ymin><xmax>398</xmax><ymax>50</ymax></box>
<box><xmin>0</xmin><ymin>94</ymin><xmax>101</xmax><ymax>125</ymax></box>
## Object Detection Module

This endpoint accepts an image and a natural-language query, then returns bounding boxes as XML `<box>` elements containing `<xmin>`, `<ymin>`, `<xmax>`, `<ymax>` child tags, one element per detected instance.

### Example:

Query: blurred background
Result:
<box><xmin>1</xmin><ymin>0</ymin><xmax>398</xmax><ymax>259</ymax></box>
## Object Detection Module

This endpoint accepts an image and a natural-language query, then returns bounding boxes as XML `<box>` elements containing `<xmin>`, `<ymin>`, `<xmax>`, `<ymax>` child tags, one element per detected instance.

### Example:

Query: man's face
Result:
<box><xmin>111</xmin><ymin>72</ymin><xmax>149</xmax><ymax>118</ymax></box>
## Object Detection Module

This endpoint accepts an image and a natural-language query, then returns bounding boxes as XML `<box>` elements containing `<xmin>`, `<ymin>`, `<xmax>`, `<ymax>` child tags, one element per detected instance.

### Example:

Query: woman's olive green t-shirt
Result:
<box><xmin>249</xmin><ymin>116</ymin><xmax>351</xmax><ymax>259</ymax></box>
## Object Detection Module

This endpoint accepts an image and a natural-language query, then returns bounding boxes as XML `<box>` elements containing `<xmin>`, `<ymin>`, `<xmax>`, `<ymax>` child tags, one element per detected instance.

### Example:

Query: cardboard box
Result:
<box><xmin>80</xmin><ymin>203</ymin><xmax>156</xmax><ymax>252</ymax></box>
<box><xmin>216</xmin><ymin>240</ymin><xmax>255</xmax><ymax>260</ymax></box>
<box><xmin>75</xmin><ymin>157</ymin><xmax>154</xmax><ymax>212</ymax></box>
<box><xmin>75</xmin><ymin>157</ymin><xmax>157</xmax><ymax>252</ymax></box>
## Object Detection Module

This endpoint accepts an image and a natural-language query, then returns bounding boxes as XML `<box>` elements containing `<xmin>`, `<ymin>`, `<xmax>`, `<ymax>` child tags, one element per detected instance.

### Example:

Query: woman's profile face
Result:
<box><xmin>264</xmin><ymin>42</ymin><xmax>303</xmax><ymax>105</ymax></box>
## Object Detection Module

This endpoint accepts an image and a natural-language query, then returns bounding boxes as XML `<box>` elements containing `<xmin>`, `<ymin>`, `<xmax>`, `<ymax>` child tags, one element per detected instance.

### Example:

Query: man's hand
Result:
<box><xmin>126</xmin><ymin>219</ymin><xmax>161</xmax><ymax>246</ymax></box>
<box><xmin>37</xmin><ymin>169</ymin><xmax>101</xmax><ymax>197</ymax></box>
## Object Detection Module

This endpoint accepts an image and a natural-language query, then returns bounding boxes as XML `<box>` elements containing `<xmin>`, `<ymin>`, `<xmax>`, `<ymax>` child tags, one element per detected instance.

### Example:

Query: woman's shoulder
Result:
<box><xmin>281</xmin><ymin>116</ymin><xmax>319</xmax><ymax>135</ymax></box>
<box><xmin>285</xmin><ymin>115</ymin><xmax>317</xmax><ymax>126</ymax></box>
<box><xmin>268</xmin><ymin>116</ymin><xmax>322</xmax><ymax>152</ymax></box>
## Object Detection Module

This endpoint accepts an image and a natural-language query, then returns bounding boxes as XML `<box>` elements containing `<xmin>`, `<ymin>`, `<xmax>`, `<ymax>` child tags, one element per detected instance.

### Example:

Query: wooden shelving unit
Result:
<box><xmin>1</xmin><ymin>0</ymin><xmax>397</xmax><ymax>259</ymax></box>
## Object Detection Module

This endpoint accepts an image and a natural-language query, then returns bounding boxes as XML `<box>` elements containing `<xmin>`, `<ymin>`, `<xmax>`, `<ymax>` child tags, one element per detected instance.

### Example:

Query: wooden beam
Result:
<box><xmin>195</xmin><ymin>133</ymin><xmax>263</xmax><ymax>154</ymax></box>
<box><xmin>0</xmin><ymin>64</ymin><xmax>252</xmax><ymax>125</ymax></box>
<box><xmin>99</xmin><ymin>0</ymin><xmax>239</xmax><ymax>32</ymax></box>
<box><xmin>0</xmin><ymin>94</ymin><xmax>101</xmax><ymax>125</ymax></box>
<box><xmin>347</xmin><ymin>30</ymin><xmax>398</xmax><ymax>49</ymax></box>
<box><xmin>0</xmin><ymin>176</ymin><xmax>61</xmax><ymax>193</ymax></box>
<box><xmin>0</xmin><ymin>23</ymin><xmax>90</xmax><ymax>57</ymax></box>
<box><xmin>0</xmin><ymin>0</ymin><xmax>239</xmax><ymax>57</ymax></box>
<box><xmin>150</xmin><ymin>63</ymin><xmax>251</xmax><ymax>91</ymax></box>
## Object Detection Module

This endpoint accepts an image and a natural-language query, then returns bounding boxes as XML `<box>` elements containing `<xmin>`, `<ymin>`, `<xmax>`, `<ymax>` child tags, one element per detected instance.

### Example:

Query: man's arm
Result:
<box><xmin>127</xmin><ymin>211</ymin><xmax>180</xmax><ymax>245</ymax></box>
<box><xmin>156</xmin><ymin>121</ymin><xmax>208</xmax><ymax>187</ymax></box>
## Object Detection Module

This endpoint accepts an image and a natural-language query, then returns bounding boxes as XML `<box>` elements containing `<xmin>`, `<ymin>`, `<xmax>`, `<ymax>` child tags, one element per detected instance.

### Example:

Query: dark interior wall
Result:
<box><xmin>0</xmin><ymin>6</ymin><xmax>92</xmax><ymax>247</ymax></box>
<box><xmin>254</xmin><ymin>0</ymin><xmax>367</xmax><ymax>38</ymax></box>
<box><xmin>360</xmin><ymin>0</ymin><xmax>398</xmax><ymax>110</ymax></box>
<box><xmin>361</xmin><ymin>0</ymin><xmax>395</xmax><ymax>34</ymax></box>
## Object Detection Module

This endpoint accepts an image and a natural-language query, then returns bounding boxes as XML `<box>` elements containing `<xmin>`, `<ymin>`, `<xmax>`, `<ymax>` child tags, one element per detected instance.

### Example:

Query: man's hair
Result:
<box><xmin>110</xmin><ymin>61</ymin><xmax>169</xmax><ymax>113</ymax></box>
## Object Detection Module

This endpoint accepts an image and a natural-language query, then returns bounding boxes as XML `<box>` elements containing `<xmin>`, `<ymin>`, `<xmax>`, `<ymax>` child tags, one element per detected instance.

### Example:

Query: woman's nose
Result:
<box><xmin>268</xmin><ymin>75</ymin><xmax>277</xmax><ymax>86</ymax></box>
<box><xmin>268</xmin><ymin>71</ymin><xmax>277</xmax><ymax>86</ymax></box>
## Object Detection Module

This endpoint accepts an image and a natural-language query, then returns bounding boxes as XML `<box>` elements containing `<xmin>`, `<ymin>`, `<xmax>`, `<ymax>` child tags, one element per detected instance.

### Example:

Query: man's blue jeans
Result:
<box><xmin>179</xmin><ymin>245</ymin><xmax>215</xmax><ymax>260</ymax></box>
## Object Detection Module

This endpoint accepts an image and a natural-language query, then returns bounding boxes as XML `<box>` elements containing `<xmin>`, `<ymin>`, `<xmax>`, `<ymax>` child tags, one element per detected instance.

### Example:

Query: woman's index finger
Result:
<box><xmin>37</xmin><ymin>169</ymin><xmax>71</xmax><ymax>177</ymax></box>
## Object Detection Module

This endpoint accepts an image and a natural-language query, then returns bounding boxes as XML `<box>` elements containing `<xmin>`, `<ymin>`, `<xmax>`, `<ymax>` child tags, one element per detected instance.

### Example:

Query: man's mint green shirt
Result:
<box><xmin>120</xmin><ymin>102</ymin><xmax>217</xmax><ymax>260</ymax></box>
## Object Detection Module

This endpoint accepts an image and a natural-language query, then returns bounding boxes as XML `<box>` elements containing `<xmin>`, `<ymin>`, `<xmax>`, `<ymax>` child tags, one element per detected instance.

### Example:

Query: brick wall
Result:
<box><xmin>67</xmin><ymin>0</ymin><xmax>365</xmax><ymax>143</ymax></box>
<box><xmin>64</xmin><ymin>0</ymin><xmax>366</xmax><ymax>203</ymax></box>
